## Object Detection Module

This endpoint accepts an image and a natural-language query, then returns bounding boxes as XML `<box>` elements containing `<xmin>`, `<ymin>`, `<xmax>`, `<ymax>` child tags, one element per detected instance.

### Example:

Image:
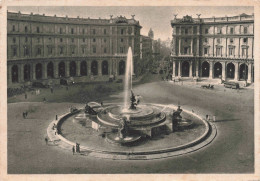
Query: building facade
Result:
<box><xmin>7</xmin><ymin>12</ymin><xmax>141</xmax><ymax>86</ymax></box>
<box><xmin>171</xmin><ymin>14</ymin><xmax>254</xmax><ymax>83</ymax></box>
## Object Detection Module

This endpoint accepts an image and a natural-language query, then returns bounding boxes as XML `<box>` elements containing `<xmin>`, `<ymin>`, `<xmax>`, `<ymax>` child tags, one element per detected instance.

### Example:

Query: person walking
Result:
<box><xmin>45</xmin><ymin>137</ymin><xmax>48</xmax><ymax>145</ymax></box>
<box><xmin>72</xmin><ymin>146</ymin><xmax>75</xmax><ymax>155</ymax></box>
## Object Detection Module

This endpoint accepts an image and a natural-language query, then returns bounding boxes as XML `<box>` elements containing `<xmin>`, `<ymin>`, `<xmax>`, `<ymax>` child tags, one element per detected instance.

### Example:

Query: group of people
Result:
<box><xmin>72</xmin><ymin>143</ymin><xmax>81</xmax><ymax>155</ymax></box>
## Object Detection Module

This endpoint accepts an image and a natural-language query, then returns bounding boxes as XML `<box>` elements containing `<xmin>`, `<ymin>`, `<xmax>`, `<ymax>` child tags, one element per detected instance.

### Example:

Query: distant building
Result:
<box><xmin>171</xmin><ymin>14</ymin><xmax>254</xmax><ymax>83</ymax></box>
<box><xmin>140</xmin><ymin>35</ymin><xmax>152</xmax><ymax>59</ymax></box>
<box><xmin>7</xmin><ymin>12</ymin><xmax>141</xmax><ymax>86</ymax></box>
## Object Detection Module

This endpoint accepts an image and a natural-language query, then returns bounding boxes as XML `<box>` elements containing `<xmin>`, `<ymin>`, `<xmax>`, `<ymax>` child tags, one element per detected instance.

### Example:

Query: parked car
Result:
<box><xmin>32</xmin><ymin>81</ymin><xmax>48</xmax><ymax>88</ymax></box>
<box><xmin>224</xmin><ymin>82</ymin><xmax>240</xmax><ymax>89</ymax></box>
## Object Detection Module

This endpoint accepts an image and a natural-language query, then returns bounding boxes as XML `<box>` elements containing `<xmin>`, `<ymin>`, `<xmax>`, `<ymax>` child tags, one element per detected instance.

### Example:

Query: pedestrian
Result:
<box><xmin>78</xmin><ymin>143</ymin><xmax>80</xmax><ymax>153</ymax></box>
<box><xmin>43</xmin><ymin>97</ymin><xmax>46</xmax><ymax>102</ymax></box>
<box><xmin>100</xmin><ymin>101</ymin><xmax>103</xmax><ymax>106</ymax></box>
<box><xmin>25</xmin><ymin>111</ymin><xmax>28</xmax><ymax>118</ymax></box>
<box><xmin>55</xmin><ymin>131</ymin><xmax>57</xmax><ymax>135</ymax></box>
<box><xmin>76</xmin><ymin>143</ymin><xmax>78</xmax><ymax>153</ymax></box>
<box><xmin>206</xmin><ymin>115</ymin><xmax>208</xmax><ymax>121</ymax></box>
<box><xmin>56</xmin><ymin>115</ymin><xmax>58</xmax><ymax>120</ymax></box>
<box><xmin>72</xmin><ymin>146</ymin><xmax>75</xmax><ymax>155</ymax></box>
<box><xmin>22</xmin><ymin>112</ymin><xmax>25</xmax><ymax>119</ymax></box>
<box><xmin>45</xmin><ymin>137</ymin><xmax>48</xmax><ymax>145</ymax></box>
<box><xmin>66</xmin><ymin>86</ymin><xmax>69</xmax><ymax>91</ymax></box>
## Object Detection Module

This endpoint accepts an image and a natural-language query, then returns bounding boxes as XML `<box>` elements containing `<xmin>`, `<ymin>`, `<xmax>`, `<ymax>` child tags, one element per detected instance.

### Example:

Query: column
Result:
<box><xmin>65</xmin><ymin>61</ymin><xmax>70</xmax><ymax>77</ymax></box>
<box><xmin>32</xmin><ymin>63</ymin><xmax>36</xmax><ymax>80</ymax></box>
<box><xmin>178</xmin><ymin>38</ymin><xmax>181</xmax><ymax>55</ymax></box>
<box><xmin>189</xmin><ymin>61</ymin><xmax>193</xmax><ymax>77</ymax></box>
<box><xmin>43</xmin><ymin>62</ymin><xmax>47</xmax><ymax>79</ymax></box>
<box><xmin>115</xmin><ymin>60</ymin><xmax>119</xmax><ymax>76</ymax></box>
<box><xmin>98</xmin><ymin>60</ymin><xmax>102</xmax><ymax>76</ymax></box>
<box><xmin>172</xmin><ymin>60</ymin><xmax>176</xmax><ymax>78</ymax></box>
<box><xmin>248</xmin><ymin>63</ymin><xmax>252</xmax><ymax>83</ymax></box>
<box><xmin>87</xmin><ymin>60</ymin><xmax>91</xmax><ymax>76</ymax></box>
<box><xmin>76</xmin><ymin>61</ymin><xmax>81</xmax><ymax>76</ymax></box>
<box><xmin>209</xmin><ymin>61</ymin><xmax>213</xmax><ymax>79</ymax></box>
<box><xmin>234</xmin><ymin>62</ymin><xmax>239</xmax><ymax>81</ymax></box>
<box><xmin>196</xmin><ymin>60</ymin><xmax>199</xmax><ymax>77</ymax></box>
<box><xmin>222</xmin><ymin>62</ymin><xmax>226</xmax><ymax>81</ymax></box>
<box><xmin>19</xmin><ymin>63</ymin><xmax>24</xmax><ymax>83</ymax></box>
<box><xmin>190</xmin><ymin>38</ymin><xmax>193</xmax><ymax>55</ymax></box>
<box><xmin>54</xmin><ymin>61</ymin><xmax>59</xmax><ymax>78</ymax></box>
<box><xmin>109</xmin><ymin>59</ymin><xmax>113</xmax><ymax>75</ymax></box>
<box><xmin>178</xmin><ymin>61</ymin><xmax>181</xmax><ymax>77</ymax></box>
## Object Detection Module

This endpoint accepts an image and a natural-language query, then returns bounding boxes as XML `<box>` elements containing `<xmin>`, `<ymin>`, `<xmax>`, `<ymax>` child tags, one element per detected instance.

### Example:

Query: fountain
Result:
<box><xmin>96</xmin><ymin>47</ymin><xmax>167</xmax><ymax>144</ymax></box>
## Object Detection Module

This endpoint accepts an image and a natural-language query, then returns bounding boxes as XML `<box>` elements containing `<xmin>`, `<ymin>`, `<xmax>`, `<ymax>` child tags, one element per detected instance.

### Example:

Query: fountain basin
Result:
<box><xmin>97</xmin><ymin>104</ymin><xmax>166</xmax><ymax>129</ymax></box>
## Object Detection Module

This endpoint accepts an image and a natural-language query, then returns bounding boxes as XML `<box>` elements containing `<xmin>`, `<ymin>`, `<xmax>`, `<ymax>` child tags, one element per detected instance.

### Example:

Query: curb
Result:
<box><xmin>47</xmin><ymin>104</ymin><xmax>217</xmax><ymax>160</ymax></box>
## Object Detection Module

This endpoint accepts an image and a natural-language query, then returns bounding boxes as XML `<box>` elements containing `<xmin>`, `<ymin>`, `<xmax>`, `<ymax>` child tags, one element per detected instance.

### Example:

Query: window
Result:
<box><xmin>13</xmin><ymin>47</ymin><xmax>17</xmax><ymax>56</ymax></box>
<box><xmin>60</xmin><ymin>28</ymin><xmax>62</xmax><ymax>34</ymax></box>
<box><xmin>83</xmin><ymin>38</ymin><xmax>85</xmax><ymax>43</ymax></box>
<box><xmin>37</xmin><ymin>38</ymin><xmax>40</xmax><ymax>43</ymax></box>
<box><xmin>243</xmin><ymin>38</ymin><xmax>248</xmax><ymax>43</ymax></box>
<box><xmin>71</xmin><ymin>47</ymin><xmax>75</xmax><ymax>54</ymax></box>
<box><xmin>230</xmin><ymin>27</ymin><xmax>234</xmax><ymax>34</ymax></box>
<box><xmin>217</xmin><ymin>38</ymin><xmax>221</xmax><ymax>44</ymax></box>
<box><xmin>229</xmin><ymin>48</ymin><xmax>234</xmax><ymax>56</ymax></box>
<box><xmin>93</xmin><ymin>46</ymin><xmax>96</xmax><ymax>53</ymax></box>
<box><xmin>12</xmin><ymin>25</ymin><xmax>15</xmax><ymax>32</ymax></box>
<box><xmin>71</xmin><ymin>38</ymin><xmax>74</xmax><ymax>43</ymax></box>
<box><xmin>60</xmin><ymin>38</ymin><xmax>63</xmax><ymax>43</ymax></box>
<box><xmin>104</xmin><ymin>29</ymin><xmax>107</xmax><ymax>34</ymax></box>
<box><xmin>121</xmin><ymin>29</ymin><xmax>124</xmax><ymax>35</ymax></box>
<box><xmin>184</xmin><ymin>47</ymin><xmax>188</xmax><ymax>54</ymax></box>
<box><xmin>25</xmin><ymin>37</ymin><xmax>28</xmax><ymax>43</ymax></box>
<box><xmin>24</xmin><ymin>46</ymin><xmax>29</xmax><ymax>56</ymax></box>
<box><xmin>93</xmin><ymin>38</ymin><xmax>96</xmax><ymax>42</ymax></box>
<box><xmin>121</xmin><ymin>38</ymin><xmax>124</xmax><ymax>42</ymax></box>
<box><xmin>104</xmin><ymin>47</ymin><xmax>107</xmax><ymax>53</ymax></box>
<box><xmin>37</xmin><ymin>27</ymin><xmax>40</xmax><ymax>33</ymax></box>
<box><xmin>82</xmin><ymin>29</ymin><xmax>85</xmax><ymax>34</ymax></box>
<box><xmin>71</xmin><ymin>28</ymin><xmax>74</xmax><ymax>34</ymax></box>
<box><xmin>204</xmin><ymin>38</ymin><xmax>208</xmax><ymax>43</ymax></box>
<box><xmin>104</xmin><ymin>38</ymin><xmax>107</xmax><ymax>43</ymax></box>
<box><xmin>120</xmin><ymin>47</ymin><xmax>124</xmax><ymax>53</ymax></box>
<box><xmin>92</xmin><ymin>29</ymin><xmax>96</xmax><ymax>35</ymax></box>
<box><xmin>60</xmin><ymin>47</ymin><xmax>63</xmax><ymax>55</ymax></box>
<box><xmin>82</xmin><ymin>47</ymin><xmax>85</xmax><ymax>54</ymax></box>
<box><xmin>49</xmin><ymin>37</ymin><xmax>52</xmax><ymax>42</ymax></box>
<box><xmin>13</xmin><ymin>37</ymin><xmax>16</xmax><ymax>43</ymax></box>
<box><xmin>185</xmin><ymin>28</ymin><xmax>188</xmax><ymax>34</ymax></box>
<box><xmin>25</xmin><ymin>26</ymin><xmax>28</xmax><ymax>32</ymax></box>
<box><xmin>216</xmin><ymin>47</ymin><xmax>221</xmax><ymax>56</ymax></box>
<box><xmin>230</xmin><ymin>38</ymin><xmax>234</xmax><ymax>43</ymax></box>
<box><xmin>48</xmin><ymin>47</ymin><xmax>52</xmax><ymax>55</ymax></box>
<box><xmin>204</xmin><ymin>48</ymin><xmax>208</xmax><ymax>55</ymax></box>
<box><xmin>242</xmin><ymin>48</ymin><xmax>248</xmax><ymax>57</ymax></box>
<box><xmin>37</xmin><ymin>48</ymin><xmax>41</xmax><ymax>55</ymax></box>
<box><xmin>217</xmin><ymin>27</ymin><xmax>222</xmax><ymax>34</ymax></box>
<box><xmin>244</xmin><ymin>27</ymin><xmax>248</xmax><ymax>34</ymax></box>
<box><xmin>205</xmin><ymin>28</ymin><xmax>209</xmax><ymax>34</ymax></box>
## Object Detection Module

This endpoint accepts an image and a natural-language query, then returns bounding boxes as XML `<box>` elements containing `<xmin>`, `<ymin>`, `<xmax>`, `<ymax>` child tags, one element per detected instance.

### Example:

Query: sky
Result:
<box><xmin>8</xmin><ymin>6</ymin><xmax>254</xmax><ymax>41</ymax></box>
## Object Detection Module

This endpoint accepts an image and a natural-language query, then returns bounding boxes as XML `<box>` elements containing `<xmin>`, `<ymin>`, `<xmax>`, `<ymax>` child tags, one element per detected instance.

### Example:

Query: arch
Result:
<box><xmin>214</xmin><ymin>62</ymin><xmax>222</xmax><ymax>78</ymax></box>
<box><xmin>24</xmin><ymin>64</ymin><xmax>31</xmax><ymax>81</ymax></box>
<box><xmin>239</xmin><ymin>63</ymin><xmax>248</xmax><ymax>80</ymax></box>
<box><xmin>35</xmin><ymin>63</ymin><xmax>42</xmax><ymax>80</ymax></box>
<box><xmin>47</xmin><ymin>62</ymin><xmax>54</xmax><ymax>78</ymax></box>
<box><xmin>11</xmin><ymin>65</ymin><xmax>18</xmax><ymax>83</ymax></box>
<box><xmin>119</xmin><ymin>60</ymin><xmax>125</xmax><ymax>75</ymax></box>
<box><xmin>227</xmin><ymin>63</ymin><xmax>235</xmax><ymax>79</ymax></box>
<box><xmin>181</xmin><ymin>61</ymin><xmax>189</xmax><ymax>77</ymax></box>
<box><xmin>102</xmin><ymin>60</ymin><xmax>109</xmax><ymax>75</ymax></box>
<box><xmin>202</xmin><ymin>61</ymin><xmax>210</xmax><ymax>77</ymax></box>
<box><xmin>69</xmin><ymin>61</ymin><xmax>76</xmax><ymax>77</ymax></box>
<box><xmin>58</xmin><ymin>61</ymin><xmax>65</xmax><ymax>77</ymax></box>
<box><xmin>91</xmin><ymin>60</ymin><xmax>98</xmax><ymax>75</ymax></box>
<box><xmin>80</xmin><ymin>61</ymin><xmax>87</xmax><ymax>76</ymax></box>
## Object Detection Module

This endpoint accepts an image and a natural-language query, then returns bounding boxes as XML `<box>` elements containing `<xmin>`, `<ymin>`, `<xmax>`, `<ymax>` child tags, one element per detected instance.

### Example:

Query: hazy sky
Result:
<box><xmin>8</xmin><ymin>6</ymin><xmax>253</xmax><ymax>41</ymax></box>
